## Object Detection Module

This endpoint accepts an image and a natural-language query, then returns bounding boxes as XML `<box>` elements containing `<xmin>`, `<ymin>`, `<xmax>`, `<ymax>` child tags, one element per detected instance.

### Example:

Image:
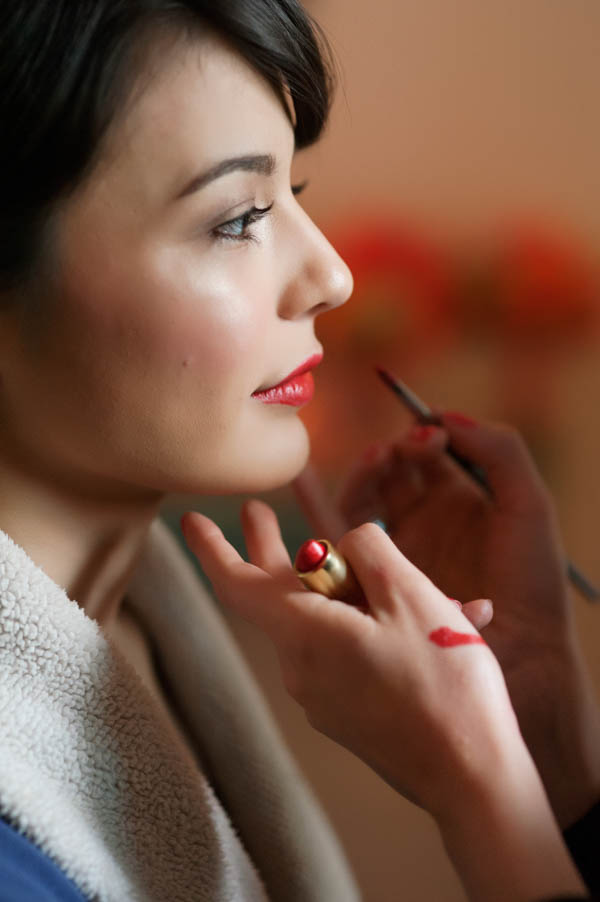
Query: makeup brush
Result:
<box><xmin>375</xmin><ymin>365</ymin><xmax>600</xmax><ymax>603</ymax></box>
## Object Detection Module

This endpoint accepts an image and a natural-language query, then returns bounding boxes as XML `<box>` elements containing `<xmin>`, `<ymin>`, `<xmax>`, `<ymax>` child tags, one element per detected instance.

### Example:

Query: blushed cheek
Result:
<box><xmin>58</xmin><ymin>222</ymin><xmax>266</xmax><ymax>409</ymax></box>
<box><xmin>167</xmin><ymin>304</ymin><xmax>249</xmax><ymax>376</ymax></box>
<box><xmin>147</xmin><ymin>261</ymin><xmax>265</xmax><ymax>390</ymax></box>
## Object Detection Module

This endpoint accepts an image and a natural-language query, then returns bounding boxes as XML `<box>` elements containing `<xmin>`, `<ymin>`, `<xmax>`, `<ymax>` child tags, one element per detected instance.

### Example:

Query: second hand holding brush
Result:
<box><xmin>375</xmin><ymin>366</ymin><xmax>600</xmax><ymax>604</ymax></box>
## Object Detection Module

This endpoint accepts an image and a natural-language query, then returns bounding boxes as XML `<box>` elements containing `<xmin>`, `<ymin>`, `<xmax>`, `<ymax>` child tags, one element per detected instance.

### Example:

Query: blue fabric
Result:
<box><xmin>0</xmin><ymin>816</ymin><xmax>88</xmax><ymax>902</ymax></box>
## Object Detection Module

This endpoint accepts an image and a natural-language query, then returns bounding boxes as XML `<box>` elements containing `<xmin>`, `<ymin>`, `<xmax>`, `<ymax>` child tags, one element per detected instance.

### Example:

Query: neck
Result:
<box><xmin>0</xmin><ymin>459</ymin><xmax>164</xmax><ymax>629</ymax></box>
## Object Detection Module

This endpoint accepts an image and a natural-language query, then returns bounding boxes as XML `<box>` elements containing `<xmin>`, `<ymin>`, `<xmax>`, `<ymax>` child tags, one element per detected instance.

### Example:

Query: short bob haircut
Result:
<box><xmin>0</xmin><ymin>0</ymin><xmax>336</xmax><ymax>297</ymax></box>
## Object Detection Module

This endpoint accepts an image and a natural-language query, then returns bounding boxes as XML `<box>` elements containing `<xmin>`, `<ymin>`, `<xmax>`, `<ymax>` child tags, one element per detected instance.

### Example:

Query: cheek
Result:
<box><xmin>147</xmin><ymin>252</ymin><xmax>266</xmax><ymax>391</ymax></box>
<box><xmin>60</xmin><ymin>235</ymin><xmax>265</xmax><ymax>393</ymax></box>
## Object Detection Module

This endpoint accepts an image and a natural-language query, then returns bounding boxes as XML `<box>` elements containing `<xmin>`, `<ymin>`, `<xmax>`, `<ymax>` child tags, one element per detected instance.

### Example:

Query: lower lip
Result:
<box><xmin>252</xmin><ymin>371</ymin><xmax>315</xmax><ymax>406</ymax></box>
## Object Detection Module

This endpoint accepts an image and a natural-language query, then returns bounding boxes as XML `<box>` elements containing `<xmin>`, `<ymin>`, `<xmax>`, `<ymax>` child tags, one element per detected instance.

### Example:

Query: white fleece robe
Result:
<box><xmin>0</xmin><ymin>519</ymin><xmax>361</xmax><ymax>902</ymax></box>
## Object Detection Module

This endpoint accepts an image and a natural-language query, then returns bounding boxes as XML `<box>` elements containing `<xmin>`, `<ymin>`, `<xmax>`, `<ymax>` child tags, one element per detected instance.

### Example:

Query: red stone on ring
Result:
<box><xmin>295</xmin><ymin>539</ymin><xmax>328</xmax><ymax>572</ymax></box>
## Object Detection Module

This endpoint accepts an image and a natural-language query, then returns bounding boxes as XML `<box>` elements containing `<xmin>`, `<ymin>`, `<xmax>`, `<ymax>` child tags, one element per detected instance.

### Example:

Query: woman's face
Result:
<box><xmin>3</xmin><ymin>31</ymin><xmax>352</xmax><ymax>498</ymax></box>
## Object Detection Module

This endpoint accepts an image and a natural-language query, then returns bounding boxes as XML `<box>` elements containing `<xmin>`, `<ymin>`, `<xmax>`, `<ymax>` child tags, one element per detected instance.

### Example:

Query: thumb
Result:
<box><xmin>440</xmin><ymin>412</ymin><xmax>550</xmax><ymax>514</ymax></box>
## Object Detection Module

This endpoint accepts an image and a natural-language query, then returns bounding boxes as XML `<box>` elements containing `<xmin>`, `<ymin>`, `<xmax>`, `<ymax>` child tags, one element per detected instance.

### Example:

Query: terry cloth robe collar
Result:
<box><xmin>0</xmin><ymin>519</ymin><xmax>360</xmax><ymax>902</ymax></box>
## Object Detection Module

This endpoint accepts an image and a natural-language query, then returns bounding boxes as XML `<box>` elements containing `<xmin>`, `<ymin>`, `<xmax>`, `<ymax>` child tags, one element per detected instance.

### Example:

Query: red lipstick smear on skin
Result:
<box><xmin>429</xmin><ymin>626</ymin><xmax>486</xmax><ymax>648</ymax></box>
<box><xmin>295</xmin><ymin>539</ymin><xmax>328</xmax><ymax>572</ymax></box>
<box><xmin>252</xmin><ymin>353</ymin><xmax>322</xmax><ymax>407</ymax></box>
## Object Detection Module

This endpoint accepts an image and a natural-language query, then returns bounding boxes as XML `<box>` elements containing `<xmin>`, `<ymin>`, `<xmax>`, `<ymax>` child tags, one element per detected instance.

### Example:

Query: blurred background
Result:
<box><xmin>162</xmin><ymin>2</ymin><xmax>600</xmax><ymax>898</ymax></box>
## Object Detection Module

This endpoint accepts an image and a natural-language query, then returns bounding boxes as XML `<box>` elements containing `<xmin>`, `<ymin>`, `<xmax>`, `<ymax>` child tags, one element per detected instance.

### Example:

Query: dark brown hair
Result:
<box><xmin>0</xmin><ymin>0</ymin><xmax>336</xmax><ymax>294</ymax></box>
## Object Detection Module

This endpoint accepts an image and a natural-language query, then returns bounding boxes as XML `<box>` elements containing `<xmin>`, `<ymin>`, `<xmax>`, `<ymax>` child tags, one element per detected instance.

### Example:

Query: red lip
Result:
<box><xmin>252</xmin><ymin>352</ymin><xmax>323</xmax><ymax>406</ymax></box>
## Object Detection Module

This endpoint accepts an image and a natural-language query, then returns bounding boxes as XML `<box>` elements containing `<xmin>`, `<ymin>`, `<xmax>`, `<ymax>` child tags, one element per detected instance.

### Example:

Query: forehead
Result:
<box><xmin>95</xmin><ymin>31</ymin><xmax>295</xmax><ymax>203</ymax></box>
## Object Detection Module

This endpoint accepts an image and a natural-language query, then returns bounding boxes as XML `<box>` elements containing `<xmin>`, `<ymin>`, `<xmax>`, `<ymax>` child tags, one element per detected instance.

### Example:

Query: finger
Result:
<box><xmin>461</xmin><ymin>598</ymin><xmax>494</xmax><ymax>632</ymax></box>
<box><xmin>389</xmin><ymin>425</ymin><xmax>481</xmax><ymax>496</ymax></box>
<box><xmin>383</xmin><ymin>429</ymin><xmax>448</xmax><ymax>511</ymax></box>
<box><xmin>338</xmin><ymin>428</ymin><xmax>462</xmax><ymax>530</ymax></box>
<box><xmin>182</xmin><ymin>511</ymin><xmax>245</xmax><ymax>572</ymax></box>
<box><xmin>181</xmin><ymin>511</ymin><xmax>284</xmax><ymax>634</ymax></box>
<box><xmin>336</xmin><ymin>442</ymin><xmax>396</xmax><ymax>526</ymax></box>
<box><xmin>339</xmin><ymin>524</ymin><xmax>481</xmax><ymax>638</ymax></box>
<box><xmin>292</xmin><ymin>461</ymin><xmax>349</xmax><ymax>543</ymax></box>
<box><xmin>440</xmin><ymin>412</ymin><xmax>550</xmax><ymax>514</ymax></box>
<box><xmin>183</xmin><ymin>511</ymin><xmax>341</xmax><ymax>641</ymax></box>
<box><xmin>241</xmin><ymin>499</ymin><xmax>297</xmax><ymax>586</ymax></box>
<box><xmin>336</xmin><ymin>521</ymin><xmax>445</xmax><ymax>620</ymax></box>
<box><xmin>402</xmin><ymin>423</ymin><xmax>448</xmax><ymax>456</ymax></box>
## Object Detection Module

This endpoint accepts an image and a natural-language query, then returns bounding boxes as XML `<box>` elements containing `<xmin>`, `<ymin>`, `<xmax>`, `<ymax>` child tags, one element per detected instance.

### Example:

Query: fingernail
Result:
<box><xmin>448</xmin><ymin>597</ymin><xmax>463</xmax><ymax>609</ymax></box>
<box><xmin>443</xmin><ymin>411</ymin><xmax>477</xmax><ymax>427</ymax></box>
<box><xmin>409</xmin><ymin>424</ymin><xmax>438</xmax><ymax>443</ymax></box>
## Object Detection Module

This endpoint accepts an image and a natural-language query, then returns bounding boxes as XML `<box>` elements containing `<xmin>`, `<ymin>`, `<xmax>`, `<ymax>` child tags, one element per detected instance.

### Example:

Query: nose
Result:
<box><xmin>277</xmin><ymin>206</ymin><xmax>354</xmax><ymax>320</ymax></box>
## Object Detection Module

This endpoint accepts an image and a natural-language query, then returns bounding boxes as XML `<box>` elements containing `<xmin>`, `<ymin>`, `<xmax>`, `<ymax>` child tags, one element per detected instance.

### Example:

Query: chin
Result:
<box><xmin>209</xmin><ymin>422</ymin><xmax>311</xmax><ymax>495</ymax></box>
<box><xmin>245</xmin><ymin>430</ymin><xmax>311</xmax><ymax>493</ymax></box>
<box><xmin>171</xmin><ymin>416</ymin><xmax>312</xmax><ymax>496</ymax></box>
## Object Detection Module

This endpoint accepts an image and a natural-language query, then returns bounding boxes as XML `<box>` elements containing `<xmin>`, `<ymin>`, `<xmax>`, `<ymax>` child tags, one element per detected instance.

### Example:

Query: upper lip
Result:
<box><xmin>253</xmin><ymin>350</ymin><xmax>323</xmax><ymax>393</ymax></box>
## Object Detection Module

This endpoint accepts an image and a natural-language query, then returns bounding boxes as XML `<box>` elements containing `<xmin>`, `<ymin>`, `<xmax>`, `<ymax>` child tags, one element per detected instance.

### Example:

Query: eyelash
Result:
<box><xmin>212</xmin><ymin>203</ymin><xmax>274</xmax><ymax>245</ymax></box>
<box><xmin>212</xmin><ymin>181</ymin><xmax>308</xmax><ymax>245</ymax></box>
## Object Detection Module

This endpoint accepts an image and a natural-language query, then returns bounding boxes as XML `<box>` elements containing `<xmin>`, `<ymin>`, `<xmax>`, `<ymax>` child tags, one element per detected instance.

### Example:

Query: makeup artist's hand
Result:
<box><xmin>182</xmin><ymin>505</ymin><xmax>585</xmax><ymax>902</ymax></box>
<box><xmin>332</xmin><ymin>414</ymin><xmax>600</xmax><ymax>829</ymax></box>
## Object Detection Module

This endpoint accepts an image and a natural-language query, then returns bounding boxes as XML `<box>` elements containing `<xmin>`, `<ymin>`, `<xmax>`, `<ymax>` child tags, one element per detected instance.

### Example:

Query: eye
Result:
<box><xmin>212</xmin><ymin>203</ymin><xmax>274</xmax><ymax>244</ymax></box>
<box><xmin>292</xmin><ymin>180</ymin><xmax>309</xmax><ymax>197</ymax></box>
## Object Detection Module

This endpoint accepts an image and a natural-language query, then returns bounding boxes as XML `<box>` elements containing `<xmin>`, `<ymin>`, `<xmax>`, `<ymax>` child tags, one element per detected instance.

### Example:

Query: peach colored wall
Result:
<box><xmin>169</xmin><ymin>3</ymin><xmax>600</xmax><ymax>900</ymax></box>
<box><xmin>300</xmin><ymin>0</ymin><xmax>600</xmax><ymax>244</ymax></box>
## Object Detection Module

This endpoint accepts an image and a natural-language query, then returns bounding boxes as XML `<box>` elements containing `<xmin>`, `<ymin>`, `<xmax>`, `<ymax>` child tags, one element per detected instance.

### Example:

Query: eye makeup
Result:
<box><xmin>210</xmin><ymin>181</ymin><xmax>309</xmax><ymax>244</ymax></box>
<box><xmin>212</xmin><ymin>203</ymin><xmax>274</xmax><ymax>243</ymax></box>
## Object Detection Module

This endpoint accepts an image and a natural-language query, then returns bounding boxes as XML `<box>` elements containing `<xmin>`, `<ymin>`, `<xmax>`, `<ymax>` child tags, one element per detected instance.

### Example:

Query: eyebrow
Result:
<box><xmin>176</xmin><ymin>153</ymin><xmax>277</xmax><ymax>199</ymax></box>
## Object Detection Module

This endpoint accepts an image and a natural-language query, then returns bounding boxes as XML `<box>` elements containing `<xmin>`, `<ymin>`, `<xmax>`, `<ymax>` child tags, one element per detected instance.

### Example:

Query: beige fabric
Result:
<box><xmin>0</xmin><ymin>519</ymin><xmax>361</xmax><ymax>901</ymax></box>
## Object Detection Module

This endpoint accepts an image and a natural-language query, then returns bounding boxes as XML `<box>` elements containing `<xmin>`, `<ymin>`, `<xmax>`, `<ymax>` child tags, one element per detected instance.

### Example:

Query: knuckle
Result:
<box><xmin>340</xmin><ymin>623</ymin><xmax>371</xmax><ymax>661</ymax></box>
<box><xmin>371</xmin><ymin>561</ymin><xmax>400</xmax><ymax>598</ymax></box>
